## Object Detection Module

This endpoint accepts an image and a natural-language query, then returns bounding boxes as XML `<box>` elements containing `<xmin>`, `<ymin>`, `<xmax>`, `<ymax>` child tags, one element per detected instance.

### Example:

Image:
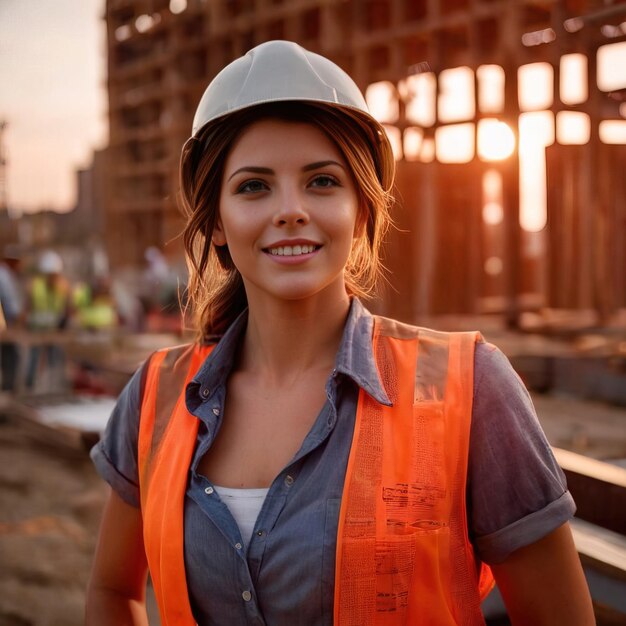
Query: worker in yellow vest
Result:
<box><xmin>86</xmin><ymin>42</ymin><xmax>594</xmax><ymax>625</ymax></box>
<box><xmin>25</xmin><ymin>250</ymin><xmax>71</xmax><ymax>390</ymax></box>
<box><xmin>72</xmin><ymin>278</ymin><xmax>117</xmax><ymax>331</ymax></box>
<box><xmin>27</xmin><ymin>251</ymin><xmax>70</xmax><ymax>331</ymax></box>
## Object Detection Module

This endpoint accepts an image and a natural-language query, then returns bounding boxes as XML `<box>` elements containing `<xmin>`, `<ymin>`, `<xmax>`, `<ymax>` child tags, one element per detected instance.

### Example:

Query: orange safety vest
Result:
<box><xmin>138</xmin><ymin>317</ymin><xmax>494</xmax><ymax>626</ymax></box>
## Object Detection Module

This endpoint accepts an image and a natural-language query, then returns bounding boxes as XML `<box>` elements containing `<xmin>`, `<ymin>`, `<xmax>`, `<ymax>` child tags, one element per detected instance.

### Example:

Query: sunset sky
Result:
<box><xmin>1</xmin><ymin>1</ymin><xmax>622</xmax><ymax>219</ymax></box>
<box><xmin>0</xmin><ymin>0</ymin><xmax>107</xmax><ymax>215</ymax></box>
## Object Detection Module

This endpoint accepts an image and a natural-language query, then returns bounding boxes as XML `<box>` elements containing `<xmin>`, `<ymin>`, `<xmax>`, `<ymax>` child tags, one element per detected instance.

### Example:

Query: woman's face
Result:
<box><xmin>215</xmin><ymin>118</ymin><xmax>360</xmax><ymax>305</ymax></box>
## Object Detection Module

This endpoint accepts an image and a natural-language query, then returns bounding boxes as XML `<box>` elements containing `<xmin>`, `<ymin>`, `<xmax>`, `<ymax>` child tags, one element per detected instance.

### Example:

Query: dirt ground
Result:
<box><xmin>0</xmin><ymin>413</ymin><xmax>107</xmax><ymax>626</ymax></box>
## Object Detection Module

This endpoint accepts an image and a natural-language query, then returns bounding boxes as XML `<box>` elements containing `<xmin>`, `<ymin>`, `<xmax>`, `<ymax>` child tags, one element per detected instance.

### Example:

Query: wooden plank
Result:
<box><xmin>570</xmin><ymin>518</ymin><xmax>626</xmax><ymax>581</ymax></box>
<box><xmin>554</xmin><ymin>447</ymin><xmax>626</xmax><ymax>489</ymax></box>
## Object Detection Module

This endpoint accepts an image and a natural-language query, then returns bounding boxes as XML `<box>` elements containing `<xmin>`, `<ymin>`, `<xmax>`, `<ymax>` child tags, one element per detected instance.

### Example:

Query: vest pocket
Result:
<box><xmin>374</xmin><ymin>526</ymin><xmax>452</xmax><ymax>619</ymax></box>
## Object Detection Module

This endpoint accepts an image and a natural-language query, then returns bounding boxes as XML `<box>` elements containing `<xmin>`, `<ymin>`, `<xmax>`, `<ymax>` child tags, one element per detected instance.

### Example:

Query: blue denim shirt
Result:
<box><xmin>91</xmin><ymin>298</ymin><xmax>575</xmax><ymax>625</ymax></box>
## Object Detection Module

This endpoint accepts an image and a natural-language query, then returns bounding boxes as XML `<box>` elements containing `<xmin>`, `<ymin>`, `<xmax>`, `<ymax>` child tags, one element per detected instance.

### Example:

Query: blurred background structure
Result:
<box><xmin>100</xmin><ymin>0</ymin><xmax>626</xmax><ymax>329</ymax></box>
<box><xmin>1</xmin><ymin>1</ymin><xmax>626</xmax><ymax>625</ymax></box>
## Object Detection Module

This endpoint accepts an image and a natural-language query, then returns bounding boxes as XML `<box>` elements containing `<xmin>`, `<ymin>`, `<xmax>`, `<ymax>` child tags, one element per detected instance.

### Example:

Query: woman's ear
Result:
<box><xmin>212</xmin><ymin>218</ymin><xmax>227</xmax><ymax>246</ymax></box>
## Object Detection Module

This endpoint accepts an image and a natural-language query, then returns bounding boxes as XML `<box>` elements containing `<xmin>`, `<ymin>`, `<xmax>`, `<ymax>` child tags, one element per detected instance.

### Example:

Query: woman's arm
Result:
<box><xmin>85</xmin><ymin>489</ymin><xmax>150</xmax><ymax>626</ymax></box>
<box><xmin>491</xmin><ymin>522</ymin><xmax>595</xmax><ymax>625</ymax></box>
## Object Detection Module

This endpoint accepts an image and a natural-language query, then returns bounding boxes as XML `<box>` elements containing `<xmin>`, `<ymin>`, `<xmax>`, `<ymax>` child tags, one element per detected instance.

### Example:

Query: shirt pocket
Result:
<box><xmin>321</xmin><ymin>497</ymin><xmax>341</xmax><ymax>625</ymax></box>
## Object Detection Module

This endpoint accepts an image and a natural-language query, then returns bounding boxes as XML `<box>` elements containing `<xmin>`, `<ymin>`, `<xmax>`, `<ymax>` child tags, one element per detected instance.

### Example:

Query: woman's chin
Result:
<box><xmin>243</xmin><ymin>276</ymin><xmax>348</xmax><ymax>306</ymax></box>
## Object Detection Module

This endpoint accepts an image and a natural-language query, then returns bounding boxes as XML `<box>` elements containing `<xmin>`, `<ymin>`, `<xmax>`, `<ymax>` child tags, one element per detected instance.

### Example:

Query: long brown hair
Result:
<box><xmin>179</xmin><ymin>102</ymin><xmax>395</xmax><ymax>340</ymax></box>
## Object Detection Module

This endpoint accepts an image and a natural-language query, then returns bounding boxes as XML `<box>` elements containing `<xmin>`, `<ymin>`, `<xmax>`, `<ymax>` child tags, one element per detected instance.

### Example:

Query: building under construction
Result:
<box><xmin>104</xmin><ymin>0</ymin><xmax>626</xmax><ymax>324</ymax></box>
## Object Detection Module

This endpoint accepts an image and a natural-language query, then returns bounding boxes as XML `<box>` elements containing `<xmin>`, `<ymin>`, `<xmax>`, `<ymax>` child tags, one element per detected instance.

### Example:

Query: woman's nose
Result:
<box><xmin>272</xmin><ymin>191</ymin><xmax>310</xmax><ymax>226</ymax></box>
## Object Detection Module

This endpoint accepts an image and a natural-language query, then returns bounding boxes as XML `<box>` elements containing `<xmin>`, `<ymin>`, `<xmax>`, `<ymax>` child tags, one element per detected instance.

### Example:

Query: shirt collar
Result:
<box><xmin>187</xmin><ymin>307</ymin><xmax>249</xmax><ymax>402</ymax></box>
<box><xmin>187</xmin><ymin>298</ymin><xmax>391</xmax><ymax>407</ymax></box>
<box><xmin>335</xmin><ymin>298</ymin><xmax>391</xmax><ymax>406</ymax></box>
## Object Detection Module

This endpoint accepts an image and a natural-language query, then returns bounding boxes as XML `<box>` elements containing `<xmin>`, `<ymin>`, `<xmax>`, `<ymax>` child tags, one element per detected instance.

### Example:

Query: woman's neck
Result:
<box><xmin>239</xmin><ymin>288</ymin><xmax>351</xmax><ymax>385</ymax></box>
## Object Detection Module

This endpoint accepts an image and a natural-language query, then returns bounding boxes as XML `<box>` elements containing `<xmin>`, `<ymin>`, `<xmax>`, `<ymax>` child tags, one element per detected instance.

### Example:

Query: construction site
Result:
<box><xmin>0</xmin><ymin>0</ymin><xmax>625</xmax><ymax>624</ymax></box>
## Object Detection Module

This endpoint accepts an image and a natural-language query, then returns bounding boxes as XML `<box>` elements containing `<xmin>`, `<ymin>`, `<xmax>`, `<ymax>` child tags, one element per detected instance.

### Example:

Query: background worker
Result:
<box><xmin>0</xmin><ymin>245</ymin><xmax>25</xmax><ymax>391</ymax></box>
<box><xmin>72</xmin><ymin>276</ymin><xmax>118</xmax><ymax>332</ymax></box>
<box><xmin>25</xmin><ymin>250</ymin><xmax>71</xmax><ymax>391</ymax></box>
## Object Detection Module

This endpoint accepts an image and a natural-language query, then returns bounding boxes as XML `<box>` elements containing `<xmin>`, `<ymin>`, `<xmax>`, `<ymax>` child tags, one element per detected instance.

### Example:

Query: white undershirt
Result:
<box><xmin>213</xmin><ymin>485</ymin><xmax>270</xmax><ymax>550</ymax></box>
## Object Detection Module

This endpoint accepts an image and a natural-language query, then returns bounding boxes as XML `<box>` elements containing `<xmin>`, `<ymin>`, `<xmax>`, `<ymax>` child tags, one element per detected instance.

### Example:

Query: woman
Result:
<box><xmin>86</xmin><ymin>41</ymin><xmax>594</xmax><ymax>625</ymax></box>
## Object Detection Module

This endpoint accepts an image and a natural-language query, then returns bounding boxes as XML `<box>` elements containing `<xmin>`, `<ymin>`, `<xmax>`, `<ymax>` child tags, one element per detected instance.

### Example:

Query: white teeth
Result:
<box><xmin>268</xmin><ymin>244</ymin><xmax>317</xmax><ymax>256</ymax></box>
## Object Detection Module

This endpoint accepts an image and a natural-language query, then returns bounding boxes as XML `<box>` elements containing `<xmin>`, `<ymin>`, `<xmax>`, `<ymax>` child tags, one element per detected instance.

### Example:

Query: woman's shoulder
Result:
<box><xmin>148</xmin><ymin>340</ymin><xmax>218</xmax><ymax>367</ymax></box>
<box><xmin>473</xmin><ymin>341</ymin><xmax>525</xmax><ymax>393</ymax></box>
<box><xmin>373</xmin><ymin>314</ymin><xmax>480</xmax><ymax>341</ymax></box>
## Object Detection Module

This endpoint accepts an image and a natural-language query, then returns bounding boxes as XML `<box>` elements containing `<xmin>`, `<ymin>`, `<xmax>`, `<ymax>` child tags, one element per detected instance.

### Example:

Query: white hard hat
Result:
<box><xmin>38</xmin><ymin>250</ymin><xmax>63</xmax><ymax>275</ymax></box>
<box><xmin>193</xmin><ymin>40</ymin><xmax>372</xmax><ymax>133</ymax></box>
<box><xmin>189</xmin><ymin>40</ymin><xmax>393</xmax><ymax>172</ymax></box>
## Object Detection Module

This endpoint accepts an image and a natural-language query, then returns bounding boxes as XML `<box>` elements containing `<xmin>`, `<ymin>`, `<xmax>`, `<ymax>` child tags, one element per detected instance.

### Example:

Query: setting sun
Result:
<box><xmin>478</xmin><ymin>119</ymin><xmax>516</xmax><ymax>161</ymax></box>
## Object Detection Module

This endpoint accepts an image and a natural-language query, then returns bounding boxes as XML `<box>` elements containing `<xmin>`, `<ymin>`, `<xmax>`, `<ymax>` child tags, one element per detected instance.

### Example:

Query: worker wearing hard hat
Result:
<box><xmin>25</xmin><ymin>250</ymin><xmax>71</xmax><ymax>391</ymax></box>
<box><xmin>26</xmin><ymin>251</ymin><xmax>71</xmax><ymax>331</ymax></box>
<box><xmin>86</xmin><ymin>40</ymin><xmax>593</xmax><ymax>626</ymax></box>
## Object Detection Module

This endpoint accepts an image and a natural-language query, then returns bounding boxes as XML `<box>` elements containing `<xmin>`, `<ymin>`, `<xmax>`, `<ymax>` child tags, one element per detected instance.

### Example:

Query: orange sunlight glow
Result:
<box><xmin>365</xmin><ymin>81</ymin><xmax>399</xmax><ymax>124</ymax></box>
<box><xmin>482</xmin><ymin>169</ymin><xmax>504</xmax><ymax>226</ymax></box>
<box><xmin>399</xmin><ymin>72</ymin><xmax>437</xmax><ymax>127</ymax></box>
<box><xmin>599</xmin><ymin>121</ymin><xmax>626</xmax><ymax>144</ymax></box>
<box><xmin>420</xmin><ymin>138</ymin><xmax>436</xmax><ymax>163</ymax></box>
<box><xmin>435</xmin><ymin>123</ymin><xmax>474</xmax><ymax>163</ymax></box>
<box><xmin>169</xmin><ymin>0</ymin><xmax>187</xmax><ymax>14</ymax></box>
<box><xmin>135</xmin><ymin>14</ymin><xmax>161</xmax><ymax>33</ymax></box>
<box><xmin>364</xmin><ymin>50</ymin><xmax>625</xmax><ymax>243</ymax></box>
<box><xmin>556</xmin><ymin>112</ymin><xmax>590</xmax><ymax>145</ymax></box>
<box><xmin>519</xmin><ymin>111</ymin><xmax>554</xmax><ymax>232</ymax></box>
<box><xmin>483</xmin><ymin>202</ymin><xmax>504</xmax><ymax>226</ymax></box>
<box><xmin>115</xmin><ymin>25</ymin><xmax>132</xmax><ymax>41</ymax></box>
<box><xmin>597</xmin><ymin>42</ymin><xmax>626</xmax><ymax>92</ymax></box>
<box><xmin>403</xmin><ymin>127</ymin><xmax>424</xmax><ymax>162</ymax></box>
<box><xmin>438</xmin><ymin>67</ymin><xmax>475</xmax><ymax>122</ymax></box>
<box><xmin>477</xmin><ymin>119</ymin><xmax>516</xmax><ymax>161</ymax></box>
<box><xmin>560</xmin><ymin>54</ymin><xmax>587</xmax><ymax>105</ymax></box>
<box><xmin>518</xmin><ymin>62</ymin><xmax>553</xmax><ymax>111</ymax></box>
<box><xmin>484</xmin><ymin>256</ymin><xmax>504</xmax><ymax>276</ymax></box>
<box><xmin>477</xmin><ymin>65</ymin><xmax>505</xmax><ymax>113</ymax></box>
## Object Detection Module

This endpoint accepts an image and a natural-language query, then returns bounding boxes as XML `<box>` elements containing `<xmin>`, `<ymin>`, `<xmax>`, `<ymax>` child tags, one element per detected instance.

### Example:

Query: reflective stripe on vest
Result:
<box><xmin>139</xmin><ymin>342</ymin><xmax>214</xmax><ymax>626</ymax></box>
<box><xmin>334</xmin><ymin>317</ymin><xmax>493</xmax><ymax>625</ymax></box>
<box><xmin>138</xmin><ymin>319</ymin><xmax>494</xmax><ymax>626</ymax></box>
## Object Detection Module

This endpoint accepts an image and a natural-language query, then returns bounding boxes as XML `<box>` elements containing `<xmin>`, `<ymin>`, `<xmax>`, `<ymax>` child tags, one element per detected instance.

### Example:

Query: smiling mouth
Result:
<box><xmin>265</xmin><ymin>244</ymin><xmax>321</xmax><ymax>256</ymax></box>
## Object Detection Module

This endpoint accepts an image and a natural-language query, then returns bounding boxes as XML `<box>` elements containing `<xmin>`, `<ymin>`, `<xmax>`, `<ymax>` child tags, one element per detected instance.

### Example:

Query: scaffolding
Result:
<box><xmin>104</xmin><ymin>0</ymin><xmax>626</xmax><ymax>323</ymax></box>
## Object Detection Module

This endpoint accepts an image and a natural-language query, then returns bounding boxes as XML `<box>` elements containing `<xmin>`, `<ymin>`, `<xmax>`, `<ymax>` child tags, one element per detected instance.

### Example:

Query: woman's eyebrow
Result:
<box><xmin>227</xmin><ymin>160</ymin><xmax>344</xmax><ymax>182</ymax></box>
<box><xmin>228</xmin><ymin>166</ymin><xmax>273</xmax><ymax>182</ymax></box>
<box><xmin>302</xmin><ymin>160</ymin><xmax>344</xmax><ymax>172</ymax></box>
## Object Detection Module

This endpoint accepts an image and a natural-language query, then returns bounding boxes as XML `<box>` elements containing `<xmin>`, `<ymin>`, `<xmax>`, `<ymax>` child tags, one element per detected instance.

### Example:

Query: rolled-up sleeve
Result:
<box><xmin>468</xmin><ymin>343</ymin><xmax>576</xmax><ymax>564</ymax></box>
<box><xmin>90</xmin><ymin>363</ymin><xmax>147</xmax><ymax>508</ymax></box>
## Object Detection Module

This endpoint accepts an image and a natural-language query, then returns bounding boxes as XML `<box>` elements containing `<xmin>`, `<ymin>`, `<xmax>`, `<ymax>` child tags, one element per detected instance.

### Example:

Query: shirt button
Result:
<box><xmin>201</xmin><ymin>388</ymin><xmax>209</xmax><ymax>399</ymax></box>
<box><xmin>235</xmin><ymin>542</ymin><xmax>242</xmax><ymax>550</ymax></box>
<box><xmin>204</xmin><ymin>486</ymin><xmax>214</xmax><ymax>495</ymax></box>
<box><xmin>256</xmin><ymin>530</ymin><xmax>264</xmax><ymax>537</ymax></box>
<box><xmin>242</xmin><ymin>590</ymin><xmax>252</xmax><ymax>602</ymax></box>
<box><xmin>284</xmin><ymin>475</ymin><xmax>294</xmax><ymax>487</ymax></box>
<box><xmin>212</xmin><ymin>407</ymin><xmax>220</xmax><ymax>416</ymax></box>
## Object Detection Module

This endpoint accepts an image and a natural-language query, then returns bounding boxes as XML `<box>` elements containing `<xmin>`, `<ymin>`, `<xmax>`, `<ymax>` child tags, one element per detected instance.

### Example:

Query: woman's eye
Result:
<box><xmin>310</xmin><ymin>175</ymin><xmax>339</xmax><ymax>188</ymax></box>
<box><xmin>237</xmin><ymin>179</ymin><xmax>268</xmax><ymax>194</ymax></box>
